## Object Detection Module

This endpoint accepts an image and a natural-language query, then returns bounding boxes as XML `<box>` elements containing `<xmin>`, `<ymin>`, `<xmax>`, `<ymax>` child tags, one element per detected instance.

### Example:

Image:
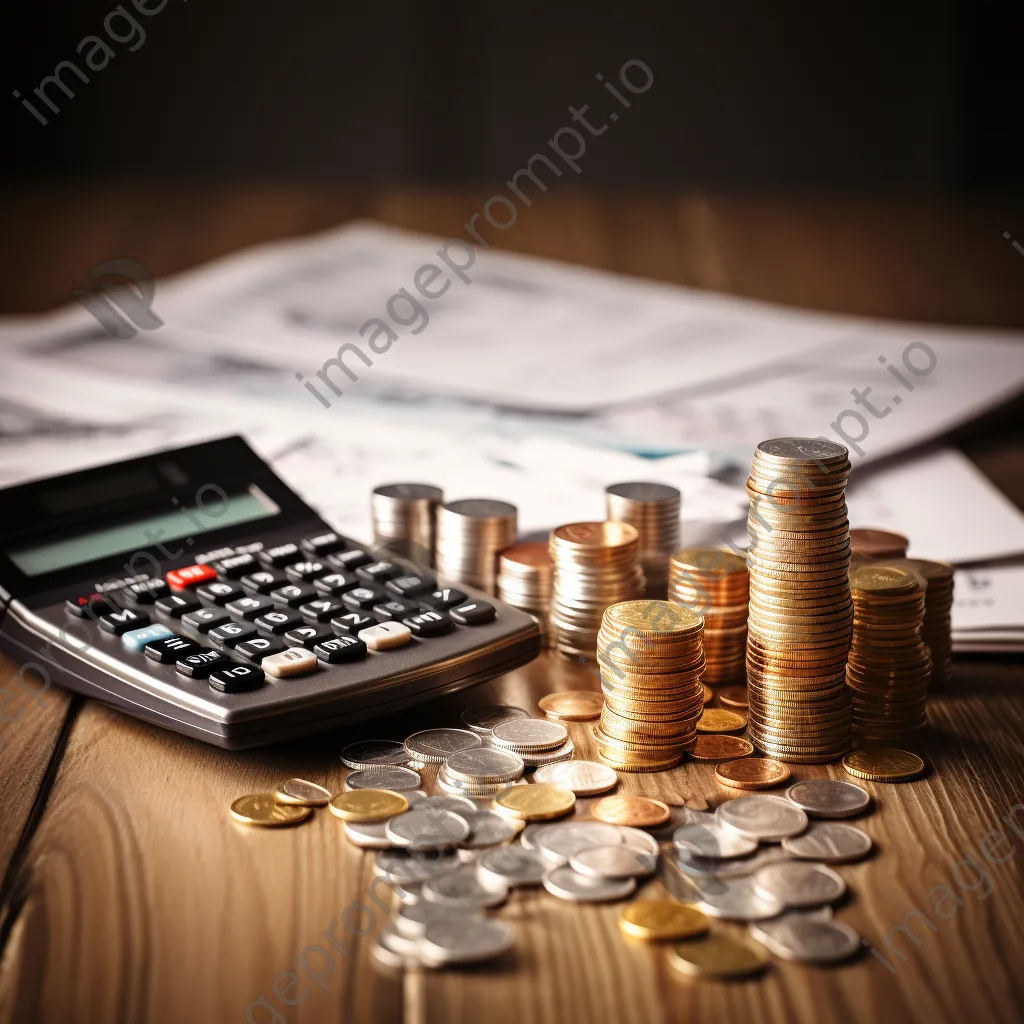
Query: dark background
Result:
<box><xmin>5</xmin><ymin>0</ymin><xmax>1023</xmax><ymax>194</ymax></box>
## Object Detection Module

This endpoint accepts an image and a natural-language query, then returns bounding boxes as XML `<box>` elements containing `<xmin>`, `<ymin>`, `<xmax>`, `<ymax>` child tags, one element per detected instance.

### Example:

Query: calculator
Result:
<box><xmin>0</xmin><ymin>437</ymin><xmax>540</xmax><ymax>748</ymax></box>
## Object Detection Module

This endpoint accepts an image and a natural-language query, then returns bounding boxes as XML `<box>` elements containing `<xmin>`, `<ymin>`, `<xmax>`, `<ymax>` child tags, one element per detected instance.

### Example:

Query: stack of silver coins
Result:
<box><xmin>497</xmin><ymin>541</ymin><xmax>554</xmax><ymax>640</ymax></box>
<box><xmin>605</xmin><ymin>482</ymin><xmax>681</xmax><ymax>599</ymax></box>
<box><xmin>372</xmin><ymin>483</ymin><xmax>443</xmax><ymax>566</ymax></box>
<box><xmin>435</xmin><ymin>499</ymin><xmax>518</xmax><ymax>594</ymax></box>
<box><xmin>548</xmin><ymin>522</ymin><xmax>645</xmax><ymax>660</ymax></box>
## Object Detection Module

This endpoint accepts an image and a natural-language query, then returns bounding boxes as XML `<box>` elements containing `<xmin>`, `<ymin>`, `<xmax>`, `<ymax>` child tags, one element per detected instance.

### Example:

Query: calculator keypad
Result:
<box><xmin>314</xmin><ymin>635</ymin><xmax>367</xmax><ymax>663</ymax></box>
<box><xmin>166</xmin><ymin>564</ymin><xmax>217</xmax><ymax>591</ymax></box>
<box><xmin>358</xmin><ymin>621</ymin><xmax>412</xmax><ymax>651</ymax></box>
<box><xmin>284</xmin><ymin>625</ymin><xmax>333</xmax><ymax>648</ymax></box>
<box><xmin>209</xmin><ymin>663</ymin><xmax>264</xmax><ymax>692</ymax></box>
<box><xmin>284</xmin><ymin>561</ymin><xmax>326</xmax><ymax>583</ymax></box>
<box><xmin>225</xmin><ymin>595</ymin><xmax>274</xmax><ymax>620</ymax></box>
<box><xmin>122</xmin><ymin>623</ymin><xmax>174</xmax><ymax>652</ymax></box>
<box><xmin>300</xmin><ymin>598</ymin><xmax>346</xmax><ymax>623</ymax></box>
<box><xmin>331</xmin><ymin>611</ymin><xmax>375</xmax><ymax>636</ymax></box>
<box><xmin>254</xmin><ymin>609</ymin><xmax>303</xmax><ymax>634</ymax></box>
<box><xmin>208</xmin><ymin>621</ymin><xmax>258</xmax><ymax>649</ymax></box>
<box><xmin>196</xmin><ymin>581</ymin><xmax>244</xmax><ymax>606</ymax></box>
<box><xmin>342</xmin><ymin>585</ymin><xmax>387</xmax><ymax>610</ymax></box>
<box><xmin>258</xmin><ymin>543</ymin><xmax>302</xmax><ymax>568</ymax></box>
<box><xmin>210</xmin><ymin>553</ymin><xmax>258</xmax><ymax>578</ymax></box>
<box><xmin>313</xmin><ymin>572</ymin><xmax>358</xmax><ymax>596</ymax></box>
<box><xmin>124</xmin><ymin>579</ymin><xmax>171</xmax><ymax>605</ymax></box>
<box><xmin>271</xmin><ymin>583</ymin><xmax>317</xmax><ymax>608</ymax></box>
<box><xmin>301</xmin><ymin>531</ymin><xmax>347</xmax><ymax>556</ymax></box>
<box><xmin>100</xmin><ymin>607</ymin><xmax>151</xmax><ymax>635</ymax></box>
<box><xmin>176</xmin><ymin>650</ymin><xmax>234</xmax><ymax>678</ymax></box>
<box><xmin>145</xmin><ymin>634</ymin><xmax>201</xmax><ymax>663</ymax></box>
<box><xmin>182</xmin><ymin>608</ymin><xmax>230</xmax><ymax>633</ymax></box>
<box><xmin>240</xmin><ymin>569</ymin><xmax>288</xmax><ymax>594</ymax></box>
<box><xmin>262</xmin><ymin>647</ymin><xmax>318</xmax><ymax>678</ymax></box>
<box><xmin>156</xmin><ymin>594</ymin><xmax>201</xmax><ymax>618</ymax></box>
<box><xmin>235</xmin><ymin>636</ymin><xmax>286</xmax><ymax>664</ymax></box>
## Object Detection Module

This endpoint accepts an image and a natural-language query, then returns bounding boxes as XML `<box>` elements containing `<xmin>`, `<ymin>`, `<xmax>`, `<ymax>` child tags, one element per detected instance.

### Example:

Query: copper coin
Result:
<box><xmin>689</xmin><ymin>734</ymin><xmax>755</xmax><ymax>762</ymax></box>
<box><xmin>714</xmin><ymin>757</ymin><xmax>792</xmax><ymax>790</ymax></box>
<box><xmin>717</xmin><ymin>686</ymin><xmax>749</xmax><ymax>709</ymax></box>
<box><xmin>591</xmin><ymin>795</ymin><xmax>671</xmax><ymax>828</ymax></box>
<box><xmin>849</xmin><ymin>528</ymin><xmax>909</xmax><ymax>559</ymax></box>
<box><xmin>539</xmin><ymin>690</ymin><xmax>604</xmax><ymax>721</ymax></box>
<box><xmin>702</xmin><ymin>684</ymin><xmax>714</xmax><ymax>705</ymax></box>
<box><xmin>697</xmin><ymin>708</ymin><xmax>748</xmax><ymax>733</ymax></box>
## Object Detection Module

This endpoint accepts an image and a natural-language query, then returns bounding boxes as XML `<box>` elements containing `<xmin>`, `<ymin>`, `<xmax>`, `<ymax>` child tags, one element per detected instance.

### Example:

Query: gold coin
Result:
<box><xmin>328</xmin><ymin>789</ymin><xmax>409</xmax><ymax>822</ymax></box>
<box><xmin>591</xmin><ymin>794</ymin><xmax>670</xmax><ymax>827</ymax></box>
<box><xmin>696</xmin><ymin>708</ymin><xmax>748</xmax><ymax>733</ymax></box>
<box><xmin>495</xmin><ymin>783</ymin><xmax>576</xmax><ymax>821</ymax></box>
<box><xmin>702</xmin><ymin>684</ymin><xmax>714</xmax><ymax>705</ymax></box>
<box><xmin>619</xmin><ymin>900</ymin><xmax>710</xmax><ymax>941</ymax></box>
<box><xmin>539</xmin><ymin>690</ymin><xmax>604</xmax><ymax>720</ymax></box>
<box><xmin>230</xmin><ymin>794</ymin><xmax>312</xmax><ymax>827</ymax></box>
<box><xmin>689</xmin><ymin>734</ymin><xmax>754</xmax><ymax>762</ymax></box>
<box><xmin>604</xmin><ymin>600</ymin><xmax>703</xmax><ymax>635</ymax></box>
<box><xmin>717</xmin><ymin>686</ymin><xmax>749</xmax><ymax>709</ymax></box>
<box><xmin>273</xmin><ymin>778</ymin><xmax>333</xmax><ymax>807</ymax></box>
<box><xmin>714</xmin><ymin>757</ymin><xmax>791</xmax><ymax>790</ymax></box>
<box><xmin>669</xmin><ymin>934</ymin><xmax>770</xmax><ymax>978</ymax></box>
<box><xmin>842</xmin><ymin>748</ymin><xmax>925</xmax><ymax>782</ymax></box>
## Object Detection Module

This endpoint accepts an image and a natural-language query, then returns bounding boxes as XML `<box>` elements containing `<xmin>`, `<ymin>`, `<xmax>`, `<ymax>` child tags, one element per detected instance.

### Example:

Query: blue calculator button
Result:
<box><xmin>122</xmin><ymin>623</ymin><xmax>174</xmax><ymax>652</ymax></box>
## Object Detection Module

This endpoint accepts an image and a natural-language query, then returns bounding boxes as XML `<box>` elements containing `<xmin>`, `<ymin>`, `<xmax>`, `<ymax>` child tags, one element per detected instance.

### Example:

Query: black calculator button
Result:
<box><xmin>66</xmin><ymin>594</ymin><xmax>112</xmax><ymax>619</ymax></box>
<box><xmin>196</xmin><ymin>581</ymin><xmax>244</xmax><ymax>606</ymax></box>
<box><xmin>155</xmin><ymin>593</ymin><xmax>201</xmax><ymax>618</ymax></box>
<box><xmin>331</xmin><ymin>611</ymin><xmax>375</xmax><ymax>636</ymax></box>
<box><xmin>284</xmin><ymin>625</ymin><xmax>333</xmax><ymax>648</ymax></box>
<box><xmin>271</xmin><ymin>583</ymin><xmax>318</xmax><ymax>608</ymax></box>
<box><xmin>208</xmin><ymin>621</ymin><xmax>258</xmax><ymax>649</ymax></box>
<box><xmin>225</xmin><ymin>595</ymin><xmax>274</xmax><ymax>620</ymax></box>
<box><xmin>356</xmin><ymin>560</ymin><xmax>403</xmax><ymax>584</ymax></box>
<box><xmin>99</xmin><ymin>608</ymin><xmax>151</xmax><ymax>635</ymax></box>
<box><xmin>420</xmin><ymin>588</ymin><xmax>468</xmax><ymax>610</ymax></box>
<box><xmin>313</xmin><ymin>571</ymin><xmax>359</xmax><ymax>597</ymax></box>
<box><xmin>372</xmin><ymin>599</ymin><xmax>421</xmax><ymax>621</ymax></box>
<box><xmin>234</xmin><ymin>636</ymin><xmax>287</xmax><ymax>664</ymax></box>
<box><xmin>175</xmin><ymin>649</ymin><xmax>233</xmax><ymax>679</ymax></box>
<box><xmin>314</xmin><ymin>635</ymin><xmax>367</xmax><ymax>663</ymax></box>
<box><xmin>240</xmin><ymin>569</ymin><xmax>289</xmax><ymax>594</ymax></box>
<box><xmin>144</xmin><ymin>634</ymin><xmax>201</xmax><ymax>663</ymax></box>
<box><xmin>209</xmin><ymin>663</ymin><xmax>264</xmax><ymax>693</ymax></box>
<box><xmin>181</xmin><ymin>608</ymin><xmax>230</xmax><ymax>634</ymax></box>
<box><xmin>342</xmin><ymin>585</ymin><xmax>387</xmax><ymax>610</ymax></box>
<box><xmin>285</xmin><ymin>560</ymin><xmax>327</xmax><ymax>583</ymax></box>
<box><xmin>254</xmin><ymin>609</ymin><xmax>303</xmax><ymax>634</ymax></box>
<box><xmin>301</xmin><ymin>531</ymin><xmax>347</xmax><ymax>556</ymax></box>
<box><xmin>403</xmin><ymin>610</ymin><xmax>454</xmax><ymax>637</ymax></box>
<box><xmin>449</xmin><ymin>600</ymin><xmax>496</xmax><ymax>626</ymax></box>
<box><xmin>211</xmin><ymin>553</ymin><xmax>258</xmax><ymax>579</ymax></box>
<box><xmin>386</xmin><ymin>574</ymin><xmax>436</xmax><ymax>599</ymax></box>
<box><xmin>300</xmin><ymin>597</ymin><xmax>346</xmax><ymax>623</ymax></box>
<box><xmin>326</xmin><ymin>549</ymin><xmax>373</xmax><ymax>571</ymax></box>
<box><xmin>124</xmin><ymin>579</ymin><xmax>170</xmax><ymax>605</ymax></box>
<box><xmin>258</xmin><ymin>543</ymin><xmax>302</xmax><ymax>568</ymax></box>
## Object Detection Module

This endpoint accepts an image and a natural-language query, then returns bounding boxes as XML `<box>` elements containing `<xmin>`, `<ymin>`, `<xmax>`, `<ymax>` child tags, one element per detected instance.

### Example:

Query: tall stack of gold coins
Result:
<box><xmin>435</xmin><ymin>499</ymin><xmax>517</xmax><ymax>594</ymax></box>
<box><xmin>548</xmin><ymin>523</ymin><xmax>645</xmax><ymax>659</ymax></box>
<box><xmin>668</xmin><ymin>547</ymin><xmax>749</xmax><ymax>685</ymax></box>
<box><xmin>847</xmin><ymin>565</ymin><xmax>931</xmax><ymax>740</ymax></box>
<box><xmin>884</xmin><ymin>559</ymin><xmax>955</xmax><ymax>687</ymax></box>
<box><xmin>745</xmin><ymin>438</ymin><xmax>854</xmax><ymax>764</ymax></box>
<box><xmin>605</xmin><ymin>482</ymin><xmax>681</xmax><ymax>598</ymax></box>
<box><xmin>594</xmin><ymin>600</ymin><xmax>705</xmax><ymax>771</ymax></box>
<box><xmin>497</xmin><ymin>541</ymin><xmax>554</xmax><ymax>641</ymax></box>
<box><xmin>371</xmin><ymin>483</ymin><xmax>443</xmax><ymax>565</ymax></box>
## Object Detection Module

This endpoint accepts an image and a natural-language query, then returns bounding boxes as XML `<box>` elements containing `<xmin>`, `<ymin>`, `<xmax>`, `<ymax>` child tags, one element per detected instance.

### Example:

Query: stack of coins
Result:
<box><xmin>745</xmin><ymin>438</ymin><xmax>854</xmax><ymax>764</ymax></box>
<box><xmin>605</xmin><ymin>482</ymin><xmax>681</xmax><ymax>598</ymax></box>
<box><xmin>594</xmin><ymin>600</ymin><xmax>706</xmax><ymax>772</ymax></box>
<box><xmin>884</xmin><ymin>559</ymin><xmax>955</xmax><ymax>687</ymax></box>
<box><xmin>847</xmin><ymin>565</ymin><xmax>932</xmax><ymax>740</ymax></box>
<box><xmin>435</xmin><ymin>499</ymin><xmax>518</xmax><ymax>594</ymax></box>
<box><xmin>668</xmin><ymin>547</ymin><xmax>749</xmax><ymax>685</ymax></box>
<box><xmin>548</xmin><ymin>522</ymin><xmax>645</xmax><ymax>659</ymax></box>
<box><xmin>849</xmin><ymin>528</ymin><xmax>908</xmax><ymax>562</ymax></box>
<box><xmin>497</xmin><ymin>541</ymin><xmax>554</xmax><ymax>639</ymax></box>
<box><xmin>372</xmin><ymin>483</ymin><xmax>443</xmax><ymax>565</ymax></box>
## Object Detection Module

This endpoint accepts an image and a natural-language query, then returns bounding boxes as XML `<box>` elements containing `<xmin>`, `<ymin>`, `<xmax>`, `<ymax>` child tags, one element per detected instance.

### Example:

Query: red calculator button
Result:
<box><xmin>166</xmin><ymin>564</ymin><xmax>218</xmax><ymax>591</ymax></box>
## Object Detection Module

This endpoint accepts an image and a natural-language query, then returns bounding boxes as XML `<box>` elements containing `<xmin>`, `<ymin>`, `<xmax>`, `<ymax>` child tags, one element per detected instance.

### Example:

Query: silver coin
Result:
<box><xmin>343</xmin><ymin>820</ymin><xmax>394</xmax><ymax>849</ymax></box>
<box><xmin>542</xmin><ymin>865</ymin><xmax>637</xmax><ymax>902</ymax></box>
<box><xmin>753</xmin><ymin>861</ymin><xmax>847</xmax><ymax>908</ymax></box>
<box><xmin>422</xmin><ymin>865</ymin><xmax>509</xmax><ymax>909</ymax></box>
<box><xmin>437</xmin><ymin>774</ymin><xmax>518</xmax><ymax>799</ymax></box>
<box><xmin>395</xmin><ymin>901</ymin><xmax>480</xmax><ymax>939</ymax></box>
<box><xmin>749</xmin><ymin>916</ymin><xmax>861</xmax><ymax>963</ymax></box>
<box><xmin>372</xmin><ymin>924</ymin><xmax>422</xmax><ymax>969</ymax></box>
<box><xmin>615</xmin><ymin>826</ymin><xmax>661</xmax><ymax>858</ymax></box>
<box><xmin>461</xmin><ymin>705</ymin><xmax>531</xmax><ymax>734</ymax></box>
<box><xmin>533</xmin><ymin>760</ymin><xmax>618</xmax><ymax>795</ymax></box>
<box><xmin>694</xmin><ymin>876</ymin><xmax>784</xmax><ymax>921</ymax></box>
<box><xmin>786</xmin><ymin>780</ymin><xmax>871</xmax><ymax>819</ymax></box>
<box><xmin>404</xmin><ymin>728</ymin><xmax>482</xmax><ymax>763</ymax></box>
<box><xmin>491</xmin><ymin>718</ymin><xmax>568</xmax><ymax>751</ymax></box>
<box><xmin>374</xmin><ymin>849</ymin><xmax>463</xmax><ymax>886</ymax></box>
<box><xmin>757</xmin><ymin>437</ymin><xmax>848</xmax><ymax>463</ymax></box>
<box><xmin>417</xmin><ymin>795</ymin><xmax>479</xmax><ymax>815</ymax></box>
<box><xmin>477</xmin><ymin>846</ymin><xmax>548</xmax><ymax>888</ymax></box>
<box><xmin>458</xmin><ymin>811</ymin><xmax>522</xmax><ymax>850</ymax></box>
<box><xmin>669</xmin><ymin>846</ymin><xmax>792</xmax><ymax>888</ymax></box>
<box><xmin>386</xmin><ymin>809</ymin><xmax>471</xmax><ymax>850</ymax></box>
<box><xmin>443</xmin><ymin>747</ymin><xmax>525</xmax><ymax>783</ymax></box>
<box><xmin>535</xmin><ymin>822</ymin><xmax>625</xmax><ymax>866</ymax></box>
<box><xmin>674</xmin><ymin>822</ymin><xmax>759</xmax><ymax>859</ymax></box>
<box><xmin>340</xmin><ymin>739</ymin><xmax>410</xmax><ymax>769</ymax></box>
<box><xmin>274</xmin><ymin>778</ymin><xmax>333</xmax><ymax>806</ymax></box>
<box><xmin>345</xmin><ymin>765</ymin><xmax>423</xmax><ymax>792</ymax></box>
<box><xmin>569</xmin><ymin>845</ymin><xmax>656</xmax><ymax>879</ymax></box>
<box><xmin>519</xmin><ymin>739</ymin><xmax>576</xmax><ymax>767</ymax></box>
<box><xmin>519</xmin><ymin>823</ymin><xmax>548</xmax><ymax>851</ymax></box>
<box><xmin>756</xmin><ymin>906</ymin><xmax>834</xmax><ymax>925</ymax></box>
<box><xmin>782</xmin><ymin>823</ymin><xmax>873</xmax><ymax>864</ymax></box>
<box><xmin>717</xmin><ymin>795</ymin><xmax>808</xmax><ymax>842</ymax></box>
<box><xmin>419</xmin><ymin>916</ymin><xmax>514</xmax><ymax>965</ymax></box>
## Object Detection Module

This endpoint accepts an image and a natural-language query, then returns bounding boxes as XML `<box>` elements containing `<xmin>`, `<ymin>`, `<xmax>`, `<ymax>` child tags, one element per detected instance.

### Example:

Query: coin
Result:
<box><xmin>460</xmin><ymin>705</ymin><xmax>531</xmax><ymax>734</ymax></box>
<box><xmin>542</xmin><ymin>864</ymin><xmax>637</xmax><ymax>902</ymax></box>
<box><xmin>495</xmin><ymin>784</ymin><xmax>576</xmax><ymax>821</ymax></box>
<box><xmin>749</xmin><ymin>916</ymin><xmax>860</xmax><ymax>963</ymax></box>
<box><xmin>477</xmin><ymin>846</ymin><xmax>548</xmax><ymax>888</ymax></box>
<box><xmin>374</xmin><ymin>848</ymin><xmax>462</xmax><ymax>886</ymax></box>
<box><xmin>569</xmin><ymin>845</ymin><xmax>657</xmax><ymax>879</ymax></box>
<box><xmin>697</xmin><ymin>708</ymin><xmax>748</xmax><ymax>733</ymax></box>
<box><xmin>717</xmin><ymin>686</ymin><xmax>749</xmax><ymax>709</ymax></box>
<box><xmin>491</xmin><ymin>718</ymin><xmax>569</xmax><ymax>751</ymax></box>
<box><xmin>404</xmin><ymin>728</ymin><xmax>483</xmax><ymax>764</ymax></box>
<box><xmin>436</xmin><ymin>499</ymin><xmax>517</xmax><ymax>594</ymax></box>
<box><xmin>342</xmin><ymin>819</ymin><xmax>394</xmax><ymax>849</ymax></box>
<box><xmin>616</xmin><ymin>825</ymin><xmax>662</xmax><ymax>857</ymax></box>
<box><xmin>230</xmin><ymin>794</ymin><xmax>312</xmax><ymax>827</ymax></box>
<box><xmin>273</xmin><ymin>778</ymin><xmax>333</xmax><ymax>806</ymax></box>
<box><xmin>345</xmin><ymin>765</ymin><xmax>423</xmax><ymax>792</ymax></box>
<box><xmin>372</xmin><ymin>923</ymin><xmax>422</xmax><ymax>969</ymax></box>
<box><xmin>619</xmin><ymin>900</ymin><xmax>710</xmax><ymax>941</ymax></box>
<box><xmin>457</xmin><ymin>811</ymin><xmax>522</xmax><ymax>850</ymax></box>
<box><xmin>533</xmin><ymin>760</ymin><xmax>618</xmax><ymax>795</ymax></box>
<box><xmin>395</xmin><ymin>901</ymin><xmax>477</xmax><ymax>939</ymax></box>
<box><xmin>690</xmin><ymin>734</ymin><xmax>755</xmax><ymax>762</ymax></box>
<box><xmin>385</xmin><ymin>809</ymin><xmax>471</xmax><ymax>850</ymax></box>
<box><xmin>340</xmin><ymin>739</ymin><xmax>410</xmax><ymax>769</ymax></box>
<box><xmin>695</xmin><ymin>876</ymin><xmax>784</xmax><ymax>921</ymax></box>
<box><xmin>849</xmin><ymin>527</ymin><xmax>909</xmax><ymax>559</ymax></box>
<box><xmin>752</xmin><ymin>861</ymin><xmax>846</xmax><ymax>908</ymax></box>
<box><xmin>673</xmin><ymin>822</ymin><xmax>759</xmax><ymax>859</ymax></box>
<box><xmin>782</xmin><ymin>822</ymin><xmax>873</xmax><ymax>863</ymax></box>
<box><xmin>715</xmin><ymin>758</ymin><xmax>791</xmax><ymax>791</ymax></box>
<box><xmin>329</xmin><ymin>789</ymin><xmax>409</xmax><ymax>823</ymax></box>
<box><xmin>592</xmin><ymin>795</ymin><xmax>671</xmax><ymax>828</ymax></box>
<box><xmin>422</xmin><ymin>865</ymin><xmax>509</xmax><ymax>909</ymax></box>
<box><xmin>716</xmin><ymin>794</ymin><xmax>809</xmax><ymax>841</ymax></box>
<box><xmin>842</xmin><ymin>748</ymin><xmax>924</xmax><ymax>782</ymax></box>
<box><xmin>419</xmin><ymin>916</ymin><xmax>514</xmax><ymax>965</ymax></box>
<box><xmin>669</xmin><ymin>934</ymin><xmax>769</xmax><ymax>977</ymax></box>
<box><xmin>417</xmin><ymin>795</ymin><xmax>479</xmax><ymax>815</ymax></box>
<box><xmin>442</xmin><ymin>747</ymin><xmax>525</xmax><ymax>784</ymax></box>
<box><xmin>539</xmin><ymin>690</ymin><xmax>605</xmax><ymax>720</ymax></box>
<box><xmin>786</xmin><ymin>779</ymin><xmax>870</xmax><ymax>817</ymax></box>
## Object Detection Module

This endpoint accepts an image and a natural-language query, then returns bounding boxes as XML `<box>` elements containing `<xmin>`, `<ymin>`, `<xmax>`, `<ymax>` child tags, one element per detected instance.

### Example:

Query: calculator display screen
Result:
<box><xmin>7</xmin><ymin>487</ymin><xmax>278</xmax><ymax>577</ymax></box>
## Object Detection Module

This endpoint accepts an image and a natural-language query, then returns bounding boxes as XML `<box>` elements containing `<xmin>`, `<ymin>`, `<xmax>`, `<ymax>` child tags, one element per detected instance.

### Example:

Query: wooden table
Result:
<box><xmin>1</xmin><ymin>189</ymin><xmax>1023</xmax><ymax>1024</ymax></box>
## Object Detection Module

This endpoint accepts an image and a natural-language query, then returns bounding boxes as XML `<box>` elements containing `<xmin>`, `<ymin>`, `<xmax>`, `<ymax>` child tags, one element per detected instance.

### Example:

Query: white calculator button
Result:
<box><xmin>358</xmin><ymin>621</ymin><xmax>412</xmax><ymax>651</ymax></box>
<box><xmin>261</xmin><ymin>647</ymin><xmax>318</xmax><ymax>678</ymax></box>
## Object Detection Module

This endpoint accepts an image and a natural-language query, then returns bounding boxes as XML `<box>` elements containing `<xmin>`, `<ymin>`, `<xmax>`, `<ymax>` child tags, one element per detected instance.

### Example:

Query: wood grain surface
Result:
<box><xmin>0</xmin><ymin>189</ymin><xmax>1022</xmax><ymax>1024</ymax></box>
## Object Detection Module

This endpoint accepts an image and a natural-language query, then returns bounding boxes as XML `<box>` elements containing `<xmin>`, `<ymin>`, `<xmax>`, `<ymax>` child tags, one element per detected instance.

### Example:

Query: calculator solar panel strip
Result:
<box><xmin>0</xmin><ymin>437</ymin><xmax>541</xmax><ymax>749</ymax></box>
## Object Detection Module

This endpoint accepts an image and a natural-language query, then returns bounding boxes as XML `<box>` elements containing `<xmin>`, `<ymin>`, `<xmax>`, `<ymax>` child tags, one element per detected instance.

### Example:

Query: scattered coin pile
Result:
<box><xmin>669</xmin><ymin>547</ymin><xmax>749</xmax><ymax>685</ymax></box>
<box><xmin>371</xmin><ymin>482</ymin><xmax>443</xmax><ymax>564</ymax></box>
<box><xmin>435</xmin><ymin>498</ymin><xmax>518</xmax><ymax>594</ymax></box>
<box><xmin>605</xmin><ymin>482</ymin><xmax>681</xmax><ymax>598</ymax></box>
<box><xmin>594</xmin><ymin>600</ymin><xmax>706</xmax><ymax>772</ymax></box>
<box><xmin>847</xmin><ymin>565</ymin><xmax>932</xmax><ymax>741</ymax></box>
<box><xmin>497</xmin><ymin>541</ymin><xmax>554</xmax><ymax>640</ymax></box>
<box><xmin>849</xmin><ymin>527</ymin><xmax>909</xmax><ymax>561</ymax></box>
<box><xmin>881</xmin><ymin>558</ymin><xmax>955</xmax><ymax>687</ymax></box>
<box><xmin>548</xmin><ymin>522</ymin><xmax>645</xmax><ymax>659</ymax></box>
<box><xmin>745</xmin><ymin>438</ymin><xmax>854</xmax><ymax>764</ymax></box>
